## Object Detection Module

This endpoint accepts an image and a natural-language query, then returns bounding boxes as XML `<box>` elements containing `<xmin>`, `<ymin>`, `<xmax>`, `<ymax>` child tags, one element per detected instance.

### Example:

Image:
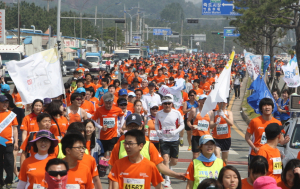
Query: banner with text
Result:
<box><xmin>244</xmin><ymin>50</ymin><xmax>261</xmax><ymax>80</ymax></box>
<box><xmin>282</xmin><ymin>55</ymin><xmax>300</xmax><ymax>87</ymax></box>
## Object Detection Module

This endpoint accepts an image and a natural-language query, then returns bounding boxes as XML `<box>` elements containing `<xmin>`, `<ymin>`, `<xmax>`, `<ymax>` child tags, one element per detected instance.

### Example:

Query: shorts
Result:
<box><xmin>191</xmin><ymin>136</ymin><xmax>201</xmax><ymax>153</ymax></box>
<box><xmin>276</xmin><ymin>72</ymin><xmax>281</xmax><ymax>77</ymax></box>
<box><xmin>214</xmin><ymin>138</ymin><xmax>231</xmax><ymax>152</ymax></box>
<box><xmin>100</xmin><ymin>137</ymin><xmax>119</xmax><ymax>152</ymax></box>
<box><xmin>184</xmin><ymin>118</ymin><xmax>192</xmax><ymax>131</ymax></box>
<box><xmin>159</xmin><ymin>140</ymin><xmax>179</xmax><ymax>158</ymax></box>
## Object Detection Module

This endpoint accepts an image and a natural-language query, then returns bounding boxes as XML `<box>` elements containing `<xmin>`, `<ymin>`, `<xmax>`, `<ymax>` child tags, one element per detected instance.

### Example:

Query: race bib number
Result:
<box><xmin>163</xmin><ymin>126</ymin><xmax>175</xmax><ymax>137</ymax></box>
<box><xmin>272</xmin><ymin>157</ymin><xmax>282</xmax><ymax>174</ymax></box>
<box><xmin>197</xmin><ymin>120</ymin><xmax>209</xmax><ymax>131</ymax></box>
<box><xmin>66</xmin><ymin>184</ymin><xmax>80</xmax><ymax>189</ymax></box>
<box><xmin>33</xmin><ymin>184</ymin><xmax>44</xmax><ymax>189</ymax></box>
<box><xmin>216</xmin><ymin>124</ymin><xmax>228</xmax><ymax>135</ymax></box>
<box><xmin>149</xmin><ymin>130</ymin><xmax>159</xmax><ymax>141</ymax></box>
<box><xmin>260</xmin><ymin>132</ymin><xmax>267</xmax><ymax>144</ymax></box>
<box><xmin>123</xmin><ymin>178</ymin><xmax>145</xmax><ymax>189</ymax></box>
<box><xmin>103</xmin><ymin>118</ymin><xmax>115</xmax><ymax>128</ymax></box>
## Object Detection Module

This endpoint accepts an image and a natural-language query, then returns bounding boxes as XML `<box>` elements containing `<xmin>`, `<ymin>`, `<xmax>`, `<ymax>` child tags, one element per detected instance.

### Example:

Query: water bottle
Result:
<box><xmin>145</xmin><ymin>125</ymin><xmax>149</xmax><ymax>136</ymax></box>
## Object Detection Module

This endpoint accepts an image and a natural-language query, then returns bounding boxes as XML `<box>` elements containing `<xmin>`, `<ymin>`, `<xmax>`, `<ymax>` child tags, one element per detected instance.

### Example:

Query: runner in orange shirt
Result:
<box><xmin>12</xmin><ymin>86</ymin><xmax>24</xmax><ymax>109</ymax></box>
<box><xmin>84</xmin><ymin>73</ymin><xmax>96</xmax><ymax>92</ymax></box>
<box><xmin>153</xmin><ymin>68</ymin><xmax>167</xmax><ymax>84</ymax></box>
<box><xmin>138</xmin><ymin>80</ymin><xmax>149</xmax><ymax>95</ymax></box>
<box><xmin>108</xmin><ymin>129</ymin><xmax>163</xmax><ymax>189</ymax></box>
<box><xmin>192</xmin><ymin>79</ymin><xmax>204</xmax><ymax>95</ymax></box>
<box><xmin>66</xmin><ymin>93</ymin><xmax>88</xmax><ymax>124</ymax></box>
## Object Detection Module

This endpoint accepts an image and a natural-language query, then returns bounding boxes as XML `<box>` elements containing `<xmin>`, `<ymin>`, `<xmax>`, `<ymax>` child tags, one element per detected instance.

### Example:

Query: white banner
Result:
<box><xmin>201</xmin><ymin>50</ymin><xmax>235</xmax><ymax>117</ymax></box>
<box><xmin>158</xmin><ymin>78</ymin><xmax>185</xmax><ymax>109</ymax></box>
<box><xmin>0</xmin><ymin>10</ymin><xmax>5</xmax><ymax>44</ymax></box>
<box><xmin>244</xmin><ymin>50</ymin><xmax>261</xmax><ymax>80</ymax></box>
<box><xmin>282</xmin><ymin>56</ymin><xmax>300</xmax><ymax>87</ymax></box>
<box><xmin>6</xmin><ymin>48</ymin><xmax>64</xmax><ymax>104</ymax></box>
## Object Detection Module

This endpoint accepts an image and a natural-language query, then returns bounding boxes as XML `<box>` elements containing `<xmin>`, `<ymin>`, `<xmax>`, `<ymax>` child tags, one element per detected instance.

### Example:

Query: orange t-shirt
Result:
<box><xmin>193</xmin><ymin>88</ymin><xmax>204</xmax><ymax>96</ymax></box>
<box><xmin>18</xmin><ymin>155</ymin><xmax>53</xmax><ymax>189</ymax></box>
<box><xmin>12</xmin><ymin>92</ymin><xmax>24</xmax><ymax>108</ymax></box>
<box><xmin>146</xmin><ymin>118</ymin><xmax>159</xmax><ymax>143</ymax></box>
<box><xmin>192</xmin><ymin>112</ymin><xmax>210</xmax><ymax>136</ymax></box>
<box><xmin>257</xmin><ymin>144</ymin><xmax>282</xmax><ymax>183</ymax></box>
<box><xmin>20</xmin><ymin>113</ymin><xmax>39</xmax><ymax>133</ymax></box>
<box><xmin>212</xmin><ymin>111</ymin><xmax>231</xmax><ymax>139</ymax></box>
<box><xmin>92</xmin><ymin>106</ymin><xmax>124</xmax><ymax>140</ymax></box>
<box><xmin>50</xmin><ymin>116</ymin><xmax>69</xmax><ymax>137</ymax></box>
<box><xmin>138</xmin><ymin>87</ymin><xmax>149</xmax><ymax>95</ymax></box>
<box><xmin>108</xmin><ymin>157</ymin><xmax>164</xmax><ymax>189</ymax></box>
<box><xmin>79</xmin><ymin>154</ymin><xmax>99</xmax><ymax>178</ymax></box>
<box><xmin>0</xmin><ymin>111</ymin><xmax>18</xmax><ymax>143</ymax></box>
<box><xmin>206</xmin><ymin>77</ymin><xmax>215</xmax><ymax>85</ymax></box>
<box><xmin>247</xmin><ymin>116</ymin><xmax>282</xmax><ymax>155</ymax></box>
<box><xmin>241</xmin><ymin>178</ymin><xmax>253</xmax><ymax>189</ymax></box>
<box><xmin>66</xmin><ymin>162</ymin><xmax>94</xmax><ymax>189</ymax></box>
<box><xmin>127</xmin><ymin>102</ymin><xmax>134</xmax><ymax>112</ymax></box>
<box><xmin>80</xmin><ymin>100</ymin><xmax>95</xmax><ymax>115</ymax></box>
<box><xmin>68</xmin><ymin>108</ymin><xmax>82</xmax><ymax>124</ymax></box>
<box><xmin>84</xmin><ymin>82</ymin><xmax>97</xmax><ymax>92</ymax></box>
<box><xmin>182</xmin><ymin>91</ymin><xmax>189</xmax><ymax>102</ymax></box>
<box><xmin>153</xmin><ymin>75</ymin><xmax>167</xmax><ymax>83</ymax></box>
<box><xmin>109</xmin><ymin>135</ymin><xmax>163</xmax><ymax>166</ymax></box>
<box><xmin>185</xmin><ymin>160</ymin><xmax>226</xmax><ymax>181</ymax></box>
<box><xmin>86</xmin><ymin>140</ymin><xmax>91</xmax><ymax>153</ymax></box>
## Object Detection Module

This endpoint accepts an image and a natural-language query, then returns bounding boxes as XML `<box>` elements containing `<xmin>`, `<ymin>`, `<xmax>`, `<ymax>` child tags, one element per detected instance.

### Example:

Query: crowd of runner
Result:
<box><xmin>0</xmin><ymin>53</ymin><xmax>296</xmax><ymax>189</ymax></box>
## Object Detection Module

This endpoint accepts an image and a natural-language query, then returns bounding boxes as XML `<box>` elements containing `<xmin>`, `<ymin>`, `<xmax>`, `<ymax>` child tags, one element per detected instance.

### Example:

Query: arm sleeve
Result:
<box><xmin>149</xmin><ymin>143</ymin><xmax>163</xmax><ymax>165</ymax></box>
<box><xmin>107</xmin><ymin>164</ymin><xmax>118</xmax><ymax>182</ymax></box>
<box><xmin>175</xmin><ymin>112</ymin><xmax>185</xmax><ymax>134</ymax></box>
<box><xmin>94</xmin><ymin>88</ymin><xmax>100</xmax><ymax>99</ymax></box>
<box><xmin>85</xmin><ymin>171</ymin><xmax>94</xmax><ymax>189</ymax></box>
<box><xmin>185</xmin><ymin>162</ymin><xmax>194</xmax><ymax>181</ymax></box>
<box><xmin>151</xmin><ymin>164</ymin><xmax>164</xmax><ymax>187</ymax></box>
<box><xmin>154</xmin><ymin>116</ymin><xmax>159</xmax><ymax>131</ymax></box>
<box><xmin>247</xmin><ymin>120</ymin><xmax>254</xmax><ymax>135</ymax></box>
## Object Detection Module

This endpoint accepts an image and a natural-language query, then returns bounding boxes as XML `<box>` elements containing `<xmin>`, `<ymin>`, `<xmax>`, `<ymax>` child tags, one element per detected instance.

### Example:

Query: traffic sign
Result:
<box><xmin>133</xmin><ymin>36</ymin><xmax>141</xmax><ymax>39</ymax></box>
<box><xmin>224</xmin><ymin>28</ymin><xmax>240</xmax><ymax>37</ymax></box>
<box><xmin>202</xmin><ymin>0</ymin><xmax>241</xmax><ymax>16</ymax></box>
<box><xmin>153</xmin><ymin>29</ymin><xmax>172</xmax><ymax>36</ymax></box>
<box><xmin>193</xmin><ymin>34</ymin><xmax>206</xmax><ymax>42</ymax></box>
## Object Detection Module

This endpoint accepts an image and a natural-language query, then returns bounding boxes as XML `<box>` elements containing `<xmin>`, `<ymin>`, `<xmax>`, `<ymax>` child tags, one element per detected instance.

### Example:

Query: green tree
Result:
<box><xmin>160</xmin><ymin>3</ymin><xmax>184</xmax><ymax>23</ymax></box>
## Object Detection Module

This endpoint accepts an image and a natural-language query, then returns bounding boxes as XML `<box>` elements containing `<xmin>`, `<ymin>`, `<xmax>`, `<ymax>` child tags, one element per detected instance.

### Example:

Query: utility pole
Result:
<box><xmin>57</xmin><ymin>0</ymin><xmax>61</xmax><ymax>47</ymax></box>
<box><xmin>115</xmin><ymin>23</ymin><xmax>117</xmax><ymax>50</ymax></box>
<box><xmin>180</xmin><ymin>20</ymin><xmax>183</xmax><ymax>45</ymax></box>
<box><xmin>136</xmin><ymin>2</ymin><xmax>139</xmax><ymax>33</ymax></box>
<box><xmin>17</xmin><ymin>0</ymin><xmax>20</xmax><ymax>45</ymax></box>
<box><xmin>95</xmin><ymin>6</ymin><xmax>97</xmax><ymax>26</ymax></box>
<box><xmin>80</xmin><ymin>12</ymin><xmax>82</xmax><ymax>57</ymax></box>
<box><xmin>124</xmin><ymin>4</ymin><xmax>126</xmax><ymax>44</ymax></box>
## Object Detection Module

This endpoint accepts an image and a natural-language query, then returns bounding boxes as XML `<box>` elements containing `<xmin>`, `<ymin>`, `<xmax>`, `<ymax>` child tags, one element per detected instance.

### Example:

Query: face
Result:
<box><xmin>0</xmin><ymin>101</ymin><xmax>9</xmax><ymax>111</ymax></box>
<box><xmin>121</xmin><ymin>84</ymin><xmax>128</xmax><ymax>89</ymax></box>
<box><xmin>282</xmin><ymin>92</ymin><xmax>289</xmax><ymax>99</ymax></box>
<box><xmin>73</xmin><ymin>96</ymin><xmax>83</xmax><ymax>107</ymax></box>
<box><xmin>104</xmin><ymin>101</ymin><xmax>113</xmax><ymax>110</ymax></box>
<box><xmin>33</xmin><ymin>102</ymin><xmax>43</xmax><ymax>114</ymax></box>
<box><xmin>200</xmin><ymin>141</ymin><xmax>215</xmax><ymax>156</ymax></box>
<box><xmin>86</xmin><ymin>75</ymin><xmax>92</xmax><ymax>82</ymax></box>
<box><xmin>198</xmin><ymin>98</ymin><xmax>206</xmax><ymax>105</ymax></box>
<box><xmin>77</xmin><ymin>82</ymin><xmax>84</xmax><ymax>88</ymax></box>
<box><xmin>193</xmin><ymin>82</ymin><xmax>199</xmax><ymax>88</ymax></box>
<box><xmin>93</xmin><ymin>79</ymin><xmax>99</xmax><ymax>84</ymax></box>
<box><xmin>222</xmin><ymin>170</ymin><xmax>239</xmax><ymax>189</ymax></box>
<box><xmin>128</xmin><ymin>96</ymin><xmax>136</xmax><ymax>103</ymax></box>
<box><xmin>150</xmin><ymin>106</ymin><xmax>158</xmax><ymax>116</ymax></box>
<box><xmin>261</xmin><ymin>104</ymin><xmax>273</xmax><ymax>115</ymax></box>
<box><xmin>272</xmin><ymin>92</ymin><xmax>278</xmax><ymax>100</ymax></box>
<box><xmin>249</xmin><ymin>170</ymin><xmax>266</xmax><ymax>183</ymax></box>
<box><xmin>286</xmin><ymin>169</ymin><xmax>295</xmax><ymax>187</ymax></box>
<box><xmin>134</xmin><ymin>102</ymin><xmax>142</xmax><ymax>113</ymax></box>
<box><xmin>141</xmin><ymin>81</ymin><xmax>147</xmax><ymax>88</ymax></box>
<box><xmin>85</xmin><ymin>122</ymin><xmax>95</xmax><ymax>136</ymax></box>
<box><xmin>118</xmin><ymin>103</ymin><xmax>127</xmax><ymax>112</ymax></box>
<box><xmin>36</xmin><ymin>138</ymin><xmax>51</xmax><ymax>153</ymax></box>
<box><xmin>67</xmin><ymin>141</ymin><xmax>85</xmax><ymax>160</ymax></box>
<box><xmin>85</xmin><ymin>91</ymin><xmax>91</xmax><ymax>100</ymax></box>
<box><xmin>162</xmin><ymin>102</ymin><xmax>172</xmax><ymax>112</ymax></box>
<box><xmin>38</xmin><ymin>117</ymin><xmax>52</xmax><ymax>130</ymax></box>
<box><xmin>120</xmin><ymin>95</ymin><xmax>128</xmax><ymax>100</ymax></box>
<box><xmin>189</xmin><ymin>93</ymin><xmax>195</xmax><ymax>100</ymax></box>
<box><xmin>59</xmin><ymin>105</ymin><xmax>64</xmax><ymax>113</ymax></box>
<box><xmin>124</xmin><ymin>135</ymin><xmax>143</xmax><ymax>157</ymax></box>
<box><xmin>108</xmin><ymin>87</ymin><xmax>116</xmax><ymax>94</ymax></box>
<box><xmin>135</xmin><ymin>92</ymin><xmax>142</xmax><ymax>100</ymax></box>
<box><xmin>148</xmin><ymin>86</ymin><xmax>155</xmax><ymax>92</ymax></box>
<box><xmin>47</xmin><ymin>164</ymin><xmax>67</xmax><ymax>179</ymax></box>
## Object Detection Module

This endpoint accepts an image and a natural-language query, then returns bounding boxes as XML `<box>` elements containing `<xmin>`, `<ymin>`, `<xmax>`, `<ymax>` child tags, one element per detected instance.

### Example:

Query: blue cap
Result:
<box><xmin>119</xmin><ymin>89</ymin><xmax>128</xmax><ymax>96</ymax></box>
<box><xmin>1</xmin><ymin>84</ymin><xmax>10</xmax><ymax>93</ymax></box>
<box><xmin>199</xmin><ymin>135</ymin><xmax>215</xmax><ymax>145</ymax></box>
<box><xmin>75</xmin><ymin>87</ymin><xmax>86</xmax><ymax>94</ymax></box>
<box><xmin>0</xmin><ymin>95</ymin><xmax>8</xmax><ymax>102</ymax></box>
<box><xmin>79</xmin><ymin>63</ymin><xmax>83</xmax><ymax>67</ymax></box>
<box><xmin>115</xmin><ymin>71</ymin><xmax>119</xmax><ymax>75</ymax></box>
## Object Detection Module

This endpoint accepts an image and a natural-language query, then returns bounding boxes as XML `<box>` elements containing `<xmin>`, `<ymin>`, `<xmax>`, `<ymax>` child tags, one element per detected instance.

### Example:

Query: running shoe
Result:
<box><xmin>188</xmin><ymin>146</ymin><xmax>191</xmax><ymax>151</ymax></box>
<box><xmin>180</xmin><ymin>139</ymin><xmax>184</xmax><ymax>147</ymax></box>
<box><xmin>6</xmin><ymin>184</ymin><xmax>12</xmax><ymax>189</ymax></box>
<box><xmin>164</xmin><ymin>179</ymin><xmax>171</xmax><ymax>188</ymax></box>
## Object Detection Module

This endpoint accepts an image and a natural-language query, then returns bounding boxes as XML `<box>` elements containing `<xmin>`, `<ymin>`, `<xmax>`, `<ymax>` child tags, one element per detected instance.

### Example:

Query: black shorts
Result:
<box><xmin>100</xmin><ymin>137</ymin><xmax>119</xmax><ymax>152</ymax></box>
<box><xmin>159</xmin><ymin>140</ymin><xmax>179</xmax><ymax>158</ymax></box>
<box><xmin>276</xmin><ymin>72</ymin><xmax>281</xmax><ymax>77</ymax></box>
<box><xmin>214</xmin><ymin>138</ymin><xmax>231</xmax><ymax>152</ymax></box>
<box><xmin>184</xmin><ymin>118</ymin><xmax>192</xmax><ymax>131</ymax></box>
<box><xmin>191</xmin><ymin>136</ymin><xmax>201</xmax><ymax>153</ymax></box>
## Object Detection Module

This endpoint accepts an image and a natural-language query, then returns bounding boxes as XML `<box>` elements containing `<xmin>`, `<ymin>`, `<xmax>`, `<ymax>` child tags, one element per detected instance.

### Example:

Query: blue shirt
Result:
<box><xmin>273</xmin><ymin>98</ymin><xmax>282</xmax><ymax>121</ymax></box>
<box><xmin>95</xmin><ymin>87</ymin><xmax>108</xmax><ymax>100</ymax></box>
<box><xmin>280</xmin><ymin>99</ymin><xmax>290</xmax><ymax>121</ymax></box>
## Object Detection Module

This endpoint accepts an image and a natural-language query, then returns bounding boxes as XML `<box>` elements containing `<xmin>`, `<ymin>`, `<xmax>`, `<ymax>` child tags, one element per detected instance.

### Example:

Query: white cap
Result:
<box><xmin>197</xmin><ymin>94</ymin><xmax>207</xmax><ymax>100</ymax></box>
<box><xmin>128</xmin><ymin>92</ymin><xmax>136</xmax><ymax>97</ymax></box>
<box><xmin>85</xmin><ymin>68</ymin><xmax>89</xmax><ymax>71</ymax></box>
<box><xmin>150</xmin><ymin>102</ymin><xmax>159</xmax><ymax>109</ymax></box>
<box><xmin>162</xmin><ymin>94</ymin><xmax>174</xmax><ymax>103</ymax></box>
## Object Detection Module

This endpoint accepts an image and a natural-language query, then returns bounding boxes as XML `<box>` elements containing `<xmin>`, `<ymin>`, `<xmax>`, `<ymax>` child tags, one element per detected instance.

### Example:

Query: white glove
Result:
<box><xmin>156</xmin><ymin>130</ymin><xmax>163</xmax><ymax>137</ymax></box>
<box><xmin>169</xmin><ymin>130</ymin><xmax>177</xmax><ymax>136</ymax></box>
<box><xmin>219</xmin><ymin>111</ymin><xmax>226</xmax><ymax>119</ymax></box>
<box><xmin>215</xmin><ymin>117</ymin><xmax>221</xmax><ymax>125</ymax></box>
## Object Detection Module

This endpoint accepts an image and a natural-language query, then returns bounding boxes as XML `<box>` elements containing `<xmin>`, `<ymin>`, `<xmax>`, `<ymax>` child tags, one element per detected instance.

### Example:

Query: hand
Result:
<box><xmin>282</xmin><ymin>135</ymin><xmax>290</xmax><ymax>144</ymax></box>
<box><xmin>192</xmin><ymin>125</ymin><xmax>198</xmax><ymax>130</ymax></box>
<box><xmin>254</xmin><ymin>147</ymin><xmax>260</xmax><ymax>154</ymax></box>
<box><xmin>102</xmin><ymin>125</ymin><xmax>108</xmax><ymax>131</ymax></box>
<box><xmin>215</xmin><ymin>117</ymin><xmax>221</xmax><ymax>125</ymax></box>
<box><xmin>294</xmin><ymin>167</ymin><xmax>300</xmax><ymax>175</ymax></box>
<box><xmin>174</xmin><ymin>172</ymin><xmax>187</xmax><ymax>181</ymax></box>
<box><xmin>14</xmin><ymin>143</ymin><xmax>18</xmax><ymax>151</ymax></box>
<box><xmin>169</xmin><ymin>130</ymin><xmax>177</xmax><ymax>136</ymax></box>
<box><xmin>156</xmin><ymin>130</ymin><xmax>163</xmax><ymax>137</ymax></box>
<box><xmin>219</xmin><ymin>111</ymin><xmax>226</xmax><ymax>119</ymax></box>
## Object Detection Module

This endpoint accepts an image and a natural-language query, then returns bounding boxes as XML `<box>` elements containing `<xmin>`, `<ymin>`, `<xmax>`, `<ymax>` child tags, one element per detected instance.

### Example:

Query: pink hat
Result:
<box><xmin>253</xmin><ymin>176</ymin><xmax>282</xmax><ymax>189</ymax></box>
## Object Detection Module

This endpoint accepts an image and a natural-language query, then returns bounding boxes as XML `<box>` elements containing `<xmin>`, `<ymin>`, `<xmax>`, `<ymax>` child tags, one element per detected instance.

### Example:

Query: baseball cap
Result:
<box><xmin>128</xmin><ymin>92</ymin><xmax>136</xmax><ymax>97</ymax></box>
<box><xmin>201</xmin><ymin>75</ymin><xmax>207</xmax><ymax>78</ymax></box>
<box><xmin>85</xmin><ymin>68</ymin><xmax>89</xmax><ymax>72</ymax></box>
<box><xmin>169</xmin><ymin>77</ymin><xmax>174</xmax><ymax>81</ymax></box>
<box><xmin>162</xmin><ymin>94</ymin><xmax>173</xmax><ymax>104</ymax></box>
<box><xmin>193</xmin><ymin>79</ymin><xmax>200</xmax><ymax>84</ymax></box>
<box><xmin>265</xmin><ymin>123</ymin><xmax>284</xmax><ymax>140</ymax></box>
<box><xmin>75</xmin><ymin>87</ymin><xmax>86</xmax><ymax>94</ymax></box>
<box><xmin>1</xmin><ymin>84</ymin><xmax>10</xmax><ymax>92</ymax></box>
<box><xmin>0</xmin><ymin>95</ymin><xmax>8</xmax><ymax>102</ymax></box>
<box><xmin>198</xmin><ymin>94</ymin><xmax>208</xmax><ymax>100</ymax></box>
<box><xmin>43</xmin><ymin>98</ymin><xmax>52</xmax><ymax>105</ymax></box>
<box><xmin>126</xmin><ymin>113</ymin><xmax>142</xmax><ymax>126</ymax></box>
<box><xmin>119</xmin><ymin>89</ymin><xmax>128</xmax><ymax>96</ymax></box>
<box><xmin>102</xmin><ymin>92</ymin><xmax>114</xmax><ymax>102</ymax></box>
<box><xmin>121</xmin><ymin>80</ymin><xmax>128</xmax><ymax>85</ymax></box>
<box><xmin>79</xmin><ymin>64</ymin><xmax>83</xmax><ymax>67</ymax></box>
<box><xmin>29</xmin><ymin>130</ymin><xmax>58</xmax><ymax>147</ymax></box>
<box><xmin>132</xmin><ymin>78</ymin><xmax>140</xmax><ymax>83</ymax></box>
<box><xmin>199</xmin><ymin>135</ymin><xmax>215</xmax><ymax>145</ymax></box>
<box><xmin>253</xmin><ymin>176</ymin><xmax>281</xmax><ymax>189</ymax></box>
<box><xmin>117</xmin><ymin>98</ymin><xmax>127</xmax><ymax>105</ymax></box>
<box><xmin>148</xmin><ymin>82</ymin><xmax>156</xmax><ymax>87</ymax></box>
<box><xmin>150</xmin><ymin>102</ymin><xmax>159</xmax><ymax>109</ymax></box>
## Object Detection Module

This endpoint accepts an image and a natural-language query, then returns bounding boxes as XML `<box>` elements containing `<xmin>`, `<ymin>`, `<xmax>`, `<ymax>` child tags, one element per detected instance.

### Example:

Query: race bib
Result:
<box><xmin>123</xmin><ymin>178</ymin><xmax>145</xmax><ymax>189</ymax></box>
<box><xmin>272</xmin><ymin>157</ymin><xmax>282</xmax><ymax>174</ymax></box>
<box><xmin>163</xmin><ymin>126</ymin><xmax>175</xmax><ymax>137</ymax></box>
<box><xmin>33</xmin><ymin>184</ymin><xmax>44</xmax><ymax>189</ymax></box>
<box><xmin>103</xmin><ymin>118</ymin><xmax>115</xmax><ymax>128</ymax></box>
<box><xmin>197</xmin><ymin>120</ymin><xmax>209</xmax><ymax>131</ymax></box>
<box><xmin>66</xmin><ymin>184</ymin><xmax>80</xmax><ymax>189</ymax></box>
<box><xmin>260</xmin><ymin>132</ymin><xmax>267</xmax><ymax>144</ymax></box>
<box><xmin>149</xmin><ymin>130</ymin><xmax>159</xmax><ymax>141</ymax></box>
<box><xmin>216</xmin><ymin>124</ymin><xmax>228</xmax><ymax>135</ymax></box>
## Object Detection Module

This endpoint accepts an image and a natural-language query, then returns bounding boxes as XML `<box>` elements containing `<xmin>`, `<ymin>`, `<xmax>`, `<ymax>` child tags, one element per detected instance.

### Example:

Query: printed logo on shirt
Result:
<box><xmin>102</xmin><ymin>115</ymin><xmax>107</xmax><ymax>117</ymax></box>
<box><xmin>120</xmin><ymin>172</ymin><xmax>129</xmax><ymax>176</ymax></box>
<box><xmin>28</xmin><ymin>168</ymin><xmax>36</xmax><ymax>172</ymax></box>
<box><xmin>30</xmin><ymin>123</ymin><xmax>35</xmax><ymax>125</ymax></box>
<box><xmin>140</xmin><ymin>173</ymin><xmax>149</xmax><ymax>177</ymax></box>
<box><xmin>258</xmin><ymin>127</ymin><xmax>265</xmax><ymax>129</ymax></box>
<box><xmin>74</xmin><ymin>178</ymin><xmax>83</xmax><ymax>183</ymax></box>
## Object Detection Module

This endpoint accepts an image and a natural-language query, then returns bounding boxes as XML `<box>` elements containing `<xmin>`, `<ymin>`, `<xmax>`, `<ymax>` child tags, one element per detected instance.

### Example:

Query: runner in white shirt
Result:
<box><xmin>155</xmin><ymin>94</ymin><xmax>184</xmax><ymax>187</ymax></box>
<box><xmin>143</xmin><ymin>82</ymin><xmax>161</xmax><ymax>115</ymax></box>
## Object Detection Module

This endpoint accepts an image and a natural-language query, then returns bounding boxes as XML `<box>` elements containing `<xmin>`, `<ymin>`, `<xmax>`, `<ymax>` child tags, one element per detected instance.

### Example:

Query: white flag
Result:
<box><xmin>6</xmin><ymin>48</ymin><xmax>63</xmax><ymax>104</ymax></box>
<box><xmin>244</xmin><ymin>50</ymin><xmax>261</xmax><ymax>80</ymax></box>
<box><xmin>201</xmin><ymin>50</ymin><xmax>235</xmax><ymax>117</ymax></box>
<box><xmin>282</xmin><ymin>56</ymin><xmax>300</xmax><ymax>87</ymax></box>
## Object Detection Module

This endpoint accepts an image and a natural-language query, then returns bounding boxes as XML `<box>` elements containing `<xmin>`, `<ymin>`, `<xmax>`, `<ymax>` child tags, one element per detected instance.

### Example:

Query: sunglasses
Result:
<box><xmin>163</xmin><ymin>102</ymin><xmax>172</xmax><ymax>105</ymax></box>
<box><xmin>75</xmin><ymin>98</ymin><xmax>83</xmax><ymax>101</ymax></box>
<box><xmin>48</xmin><ymin>170</ymin><xmax>68</xmax><ymax>177</ymax></box>
<box><xmin>151</xmin><ymin>107</ymin><xmax>158</xmax><ymax>110</ymax></box>
<box><xmin>119</xmin><ymin>103</ymin><xmax>127</xmax><ymax>106</ymax></box>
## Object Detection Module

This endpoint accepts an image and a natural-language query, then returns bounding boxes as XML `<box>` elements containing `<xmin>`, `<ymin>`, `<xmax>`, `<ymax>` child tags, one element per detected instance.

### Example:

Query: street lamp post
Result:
<box><xmin>124</xmin><ymin>11</ymin><xmax>139</xmax><ymax>45</ymax></box>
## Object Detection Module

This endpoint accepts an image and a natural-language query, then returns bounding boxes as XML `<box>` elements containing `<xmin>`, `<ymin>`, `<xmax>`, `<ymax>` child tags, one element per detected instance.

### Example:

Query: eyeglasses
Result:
<box><xmin>48</xmin><ymin>170</ymin><xmax>68</xmax><ymax>177</ymax></box>
<box><xmin>71</xmin><ymin>146</ymin><xmax>86</xmax><ymax>151</ymax></box>
<box><xmin>123</xmin><ymin>142</ymin><xmax>138</xmax><ymax>147</ymax></box>
<box><xmin>189</xmin><ymin>95</ymin><xmax>195</xmax><ymax>97</ymax></box>
<box><xmin>75</xmin><ymin>98</ymin><xmax>83</xmax><ymax>101</ymax></box>
<box><xmin>119</xmin><ymin>103</ymin><xmax>127</xmax><ymax>106</ymax></box>
<box><xmin>151</xmin><ymin>107</ymin><xmax>158</xmax><ymax>110</ymax></box>
<box><xmin>163</xmin><ymin>102</ymin><xmax>172</xmax><ymax>105</ymax></box>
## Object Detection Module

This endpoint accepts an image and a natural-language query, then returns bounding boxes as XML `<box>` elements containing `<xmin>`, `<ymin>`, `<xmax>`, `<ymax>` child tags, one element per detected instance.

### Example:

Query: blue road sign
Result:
<box><xmin>153</xmin><ymin>29</ymin><xmax>172</xmax><ymax>36</ymax></box>
<box><xmin>133</xmin><ymin>36</ymin><xmax>141</xmax><ymax>39</ymax></box>
<box><xmin>202</xmin><ymin>0</ymin><xmax>241</xmax><ymax>16</ymax></box>
<box><xmin>224</xmin><ymin>28</ymin><xmax>240</xmax><ymax>37</ymax></box>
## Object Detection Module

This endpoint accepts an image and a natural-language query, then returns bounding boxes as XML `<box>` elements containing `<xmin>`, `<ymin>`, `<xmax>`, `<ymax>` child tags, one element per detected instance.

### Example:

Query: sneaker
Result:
<box><xmin>188</xmin><ymin>146</ymin><xmax>191</xmax><ymax>151</ymax></box>
<box><xmin>6</xmin><ymin>184</ymin><xmax>12</xmax><ymax>189</ymax></box>
<box><xmin>179</xmin><ymin>139</ymin><xmax>184</xmax><ymax>147</ymax></box>
<box><xmin>164</xmin><ymin>179</ymin><xmax>171</xmax><ymax>187</ymax></box>
<box><xmin>13</xmin><ymin>176</ymin><xmax>19</xmax><ymax>183</ymax></box>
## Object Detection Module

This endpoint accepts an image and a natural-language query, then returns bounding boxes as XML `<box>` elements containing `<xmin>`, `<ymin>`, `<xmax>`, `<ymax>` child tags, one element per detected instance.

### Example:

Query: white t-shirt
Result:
<box><xmin>155</xmin><ymin>109</ymin><xmax>184</xmax><ymax>142</ymax></box>
<box><xmin>142</xmin><ymin>93</ymin><xmax>162</xmax><ymax>115</ymax></box>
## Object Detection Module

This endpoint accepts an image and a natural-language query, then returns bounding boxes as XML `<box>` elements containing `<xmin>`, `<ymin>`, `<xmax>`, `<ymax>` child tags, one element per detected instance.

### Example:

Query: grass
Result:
<box><xmin>242</xmin><ymin>78</ymin><xmax>260</xmax><ymax>120</ymax></box>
